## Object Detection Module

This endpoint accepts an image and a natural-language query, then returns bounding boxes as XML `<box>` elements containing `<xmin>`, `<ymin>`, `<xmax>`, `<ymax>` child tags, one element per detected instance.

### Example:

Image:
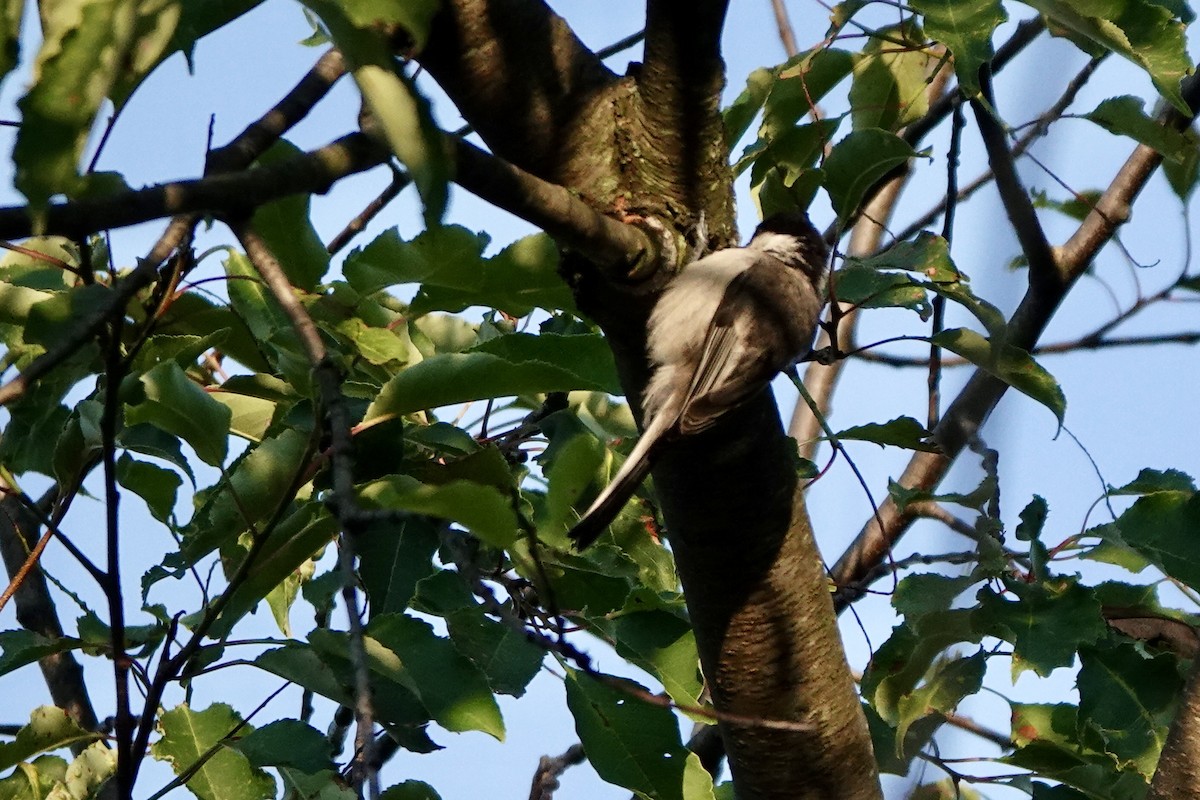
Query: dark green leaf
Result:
<box><xmin>1084</xmin><ymin>95</ymin><xmax>1192</xmax><ymax>162</ymax></box>
<box><xmin>367</xmin><ymin>613</ymin><xmax>505</xmax><ymax>739</ymax></box>
<box><xmin>0</xmin><ymin>0</ymin><xmax>21</xmax><ymax>88</ymax></box>
<box><xmin>1109</xmin><ymin>467</ymin><xmax>1196</xmax><ymax>495</ymax></box>
<box><xmin>835</xmin><ymin>416</ymin><xmax>939</xmax><ymax>452</ymax></box>
<box><xmin>861</xmin><ymin>613</ymin><xmax>981</xmax><ymax>723</ymax></box>
<box><xmin>824</xmin><ymin>128</ymin><xmax>920</xmax><ymax>222</ymax></box>
<box><xmin>565</xmin><ymin>671</ymin><xmax>699</xmax><ymax>800</ymax></box>
<box><xmin>118</xmin><ymin>423</ymin><xmax>197</xmax><ymax>485</ymax></box>
<box><xmin>380</xmin><ymin>781</ymin><xmax>442</xmax><ymax>800</ymax></box>
<box><xmin>359</xmin><ymin>516</ymin><xmax>439</xmax><ymax>618</ymax></box>
<box><xmin>209</xmin><ymin>503</ymin><xmax>338</xmax><ymax>639</ymax></box>
<box><xmin>229</xmin><ymin>720</ymin><xmax>333</xmax><ymax>773</ymax></box>
<box><xmin>849</xmin><ymin>22</ymin><xmax>935</xmax><ymax>131</ymax></box>
<box><xmin>125</xmin><ymin>361</ymin><xmax>232</xmax><ymax>467</ymax></box>
<box><xmin>444</xmin><ymin>607</ymin><xmax>545</xmax><ymax>697</ymax></box>
<box><xmin>832</xmin><ymin>264</ymin><xmax>931</xmax><ymax>317</ymax></box>
<box><xmin>910</xmin><ymin>0</ymin><xmax>1007</xmax><ymax>98</ymax></box>
<box><xmin>168</xmin><ymin>0</ymin><xmax>265</xmax><ymax>70</ymax></box>
<box><xmin>0</xmin><ymin>631</ymin><xmax>83</xmax><ymax>678</ymax></box>
<box><xmin>766</xmin><ymin>48</ymin><xmax>855</xmax><ymax>136</ymax></box>
<box><xmin>893</xmin><ymin>574</ymin><xmax>977</xmax><ymax>630</ymax></box>
<box><xmin>116</xmin><ymin>453</ymin><xmax>182</xmax><ymax>524</ymax></box>
<box><xmin>974</xmin><ymin>579</ymin><xmax>1106</xmax><ymax>677</ymax></box>
<box><xmin>589</xmin><ymin>590</ymin><xmax>702</xmax><ymax>707</ymax></box>
<box><xmin>248</xmin><ymin>141</ymin><xmax>330</xmax><ymax>291</ymax></box>
<box><xmin>223</xmin><ymin>250</ymin><xmax>312</xmax><ymax>388</ymax></box>
<box><xmin>1078</xmin><ymin>642</ymin><xmax>1180</xmax><ymax>777</ymax></box>
<box><xmin>724</xmin><ymin>66</ymin><xmax>776</xmax><ymax>146</ymax></box>
<box><xmin>895</xmin><ymin>652</ymin><xmax>986</xmax><ymax>746</ymax></box>
<box><xmin>176</xmin><ymin>427</ymin><xmax>311</xmax><ymax>567</ymax></box>
<box><xmin>25</xmin><ymin>284</ymin><xmax>112</xmax><ymax>348</ymax></box>
<box><xmin>931</xmin><ymin>328</ymin><xmax>1066</xmax><ymax>426</ymax></box>
<box><xmin>1111</xmin><ymin>489</ymin><xmax>1200</xmax><ymax>591</ymax></box>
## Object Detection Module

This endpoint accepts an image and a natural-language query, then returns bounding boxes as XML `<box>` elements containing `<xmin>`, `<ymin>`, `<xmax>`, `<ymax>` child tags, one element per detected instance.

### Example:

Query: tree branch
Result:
<box><xmin>452</xmin><ymin>138</ymin><xmax>655</xmax><ymax>272</ymax></box>
<box><xmin>832</xmin><ymin>74</ymin><xmax>1200</xmax><ymax>607</ymax></box>
<box><xmin>419</xmin><ymin>0</ymin><xmax>615</xmax><ymax>181</ymax></box>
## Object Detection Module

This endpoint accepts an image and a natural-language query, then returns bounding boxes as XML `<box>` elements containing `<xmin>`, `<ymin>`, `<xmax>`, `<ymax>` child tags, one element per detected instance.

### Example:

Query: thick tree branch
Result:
<box><xmin>1149</xmin><ymin>657</ymin><xmax>1200</xmax><ymax>797</ymax></box>
<box><xmin>0</xmin><ymin>134</ymin><xmax>389</xmax><ymax>242</ymax></box>
<box><xmin>453</xmin><ymin>138</ymin><xmax>655</xmax><ymax>272</ymax></box>
<box><xmin>970</xmin><ymin>78</ymin><xmax>1057</xmax><ymax>291</ymax></box>
<box><xmin>420</xmin><ymin>0</ymin><xmax>615</xmax><ymax>181</ymax></box>
<box><xmin>0</xmin><ymin>486</ymin><xmax>102</xmax><ymax>746</ymax></box>
<box><xmin>832</xmin><ymin>75</ymin><xmax>1200</xmax><ymax>606</ymax></box>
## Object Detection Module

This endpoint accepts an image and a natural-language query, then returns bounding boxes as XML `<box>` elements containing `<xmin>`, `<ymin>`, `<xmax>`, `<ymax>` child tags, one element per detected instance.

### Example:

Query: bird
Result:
<box><xmin>568</xmin><ymin>211</ymin><xmax>828</xmax><ymax>549</ymax></box>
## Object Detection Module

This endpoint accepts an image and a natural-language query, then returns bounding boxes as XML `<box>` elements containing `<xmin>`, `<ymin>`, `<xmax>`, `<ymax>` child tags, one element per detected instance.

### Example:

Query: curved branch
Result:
<box><xmin>832</xmin><ymin>75</ymin><xmax>1200</xmax><ymax>606</ymax></box>
<box><xmin>453</xmin><ymin>138</ymin><xmax>655</xmax><ymax>271</ymax></box>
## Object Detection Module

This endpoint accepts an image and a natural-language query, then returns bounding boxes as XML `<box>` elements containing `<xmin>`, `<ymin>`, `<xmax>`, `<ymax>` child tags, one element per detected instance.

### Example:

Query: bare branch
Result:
<box><xmin>769</xmin><ymin>0</ymin><xmax>799</xmax><ymax>58</ymax></box>
<box><xmin>527</xmin><ymin>744</ymin><xmax>586</xmax><ymax>800</ymax></box>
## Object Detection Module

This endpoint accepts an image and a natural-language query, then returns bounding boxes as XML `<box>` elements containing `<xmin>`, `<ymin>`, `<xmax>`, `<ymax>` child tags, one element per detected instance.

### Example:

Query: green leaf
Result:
<box><xmin>172</xmin><ymin>427</ymin><xmax>311</xmax><ymax>569</ymax></box>
<box><xmin>895</xmin><ymin>652</ymin><xmax>986</xmax><ymax>747</ymax></box>
<box><xmin>862</xmin><ymin>613</ymin><xmax>981</xmax><ymax>723</ymax></box>
<box><xmin>379</xmin><ymin>781</ymin><xmax>442</xmax><ymax>800</ymax></box>
<box><xmin>223</xmin><ymin>250</ymin><xmax>311</xmax><ymax>388</ymax></box>
<box><xmin>116</xmin><ymin>453</ymin><xmax>182</xmax><ymax>524</ymax></box>
<box><xmin>1077</xmin><ymin>642</ymin><xmax>1180</xmax><ymax>777</ymax></box>
<box><xmin>542</xmin><ymin>429</ymin><xmax>608</xmax><ymax>538</ymax></box>
<box><xmin>590</xmin><ymin>590</ymin><xmax>703</xmax><ymax>708</ymax></box>
<box><xmin>0</xmin><ymin>0</ymin><xmax>22</xmax><ymax>88</ymax></box>
<box><xmin>0</xmin><ymin>707</ymin><xmax>101</xmax><ymax>771</ymax></box>
<box><xmin>359</xmin><ymin>475</ymin><xmax>518</xmax><ymax>549</ymax></box>
<box><xmin>363</xmin><ymin>333</ymin><xmax>621</xmax><ymax>424</ymax></box>
<box><xmin>849</xmin><ymin>22</ymin><xmax>936</xmax><ymax>131</ymax></box>
<box><xmin>973</xmin><ymin>578</ymin><xmax>1106</xmax><ymax>677</ymax></box>
<box><xmin>767</xmin><ymin>48</ymin><xmax>855</xmax><ymax>136</ymax></box>
<box><xmin>367</xmin><ymin>614</ymin><xmax>505</xmax><ymax>740</ymax></box>
<box><xmin>118</xmin><ymin>422</ymin><xmax>197</xmax><ymax>485</ymax></box>
<box><xmin>0</xmin><ymin>755</ymin><xmax>68</xmax><ymax>800</ymax></box>
<box><xmin>910</xmin><ymin>0</ymin><xmax>1007</xmax><ymax>99</ymax></box>
<box><xmin>208</xmin><ymin>503</ymin><xmax>338</xmax><ymax>639</ymax></box>
<box><xmin>125</xmin><ymin>361</ymin><xmax>232</xmax><ymax>467</ymax></box>
<box><xmin>247</xmin><ymin>140</ymin><xmax>330</xmax><ymax>292</ymax></box>
<box><xmin>1024</xmin><ymin>0</ymin><xmax>1194</xmax><ymax>113</ymax></box>
<box><xmin>564</xmin><ymin>670</ymin><xmax>695</xmax><ymax>800</ymax></box>
<box><xmin>1109</xmin><ymin>467</ymin><xmax>1196</xmax><ymax>494</ymax></box>
<box><xmin>931</xmin><ymin>328</ymin><xmax>1066</xmax><ymax>426</ymax></box>
<box><xmin>0</xmin><ymin>631</ymin><xmax>84</xmax><ymax>678</ymax></box>
<box><xmin>304</xmin><ymin>0</ymin><xmax>448</xmax><ymax>225</ymax></box>
<box><xmin>228</xmin><ymin>720</ymin><xmax>333</xmax><ymax>774</ymax></box>
<box><xmin>14</xmin><ymin>0</ymin><xmax>133</xmax><ymax>211</ymax></box>
<box><xmin>150</xmin><ymin>704</ymin><xmax>275</xmax><ymax>800</ymax></box>
<box><xmin>344</xmin><ymin>225</ymin><xmax>487</xmax><ymax>295</ymax></box>
<box><xmin>1111</xmin><ymin>489</ymin><xmax>1200</xmax><ymax>591</ymax></box>
<box><xmin>279</xmin><ymin>769</ymin><xmax>357</xmax><ymax>800</ymax></box>
<box><xmin>724</xmin><ymin>66</ymin><xmax>776</xmax><ymax>146</ymax></box>
<box><xmin>168</xmin><ymin>0</ymin><xmax>263</xmax><ymax>70</ymax></box>
<box><xmin>893</xmin><ymin>574</ymin><xmax>977</xmax><ymax>630</ymax></box>
<box><xmin>833</xmin><ymin>264</ymin><xmax>931</xmax><ymax>317</ymax></box>
<box><xmin>824</xmin><ymin>128</ymin><xmax>920</xmax><ymax>223</ymax></box>
<box><xmin>359</xmin><ymin>516</ymin><xmax>439</xmax><ymax>618</ymax></box>
<box><xmin>444</xmin><ymin>608</ymin><xmax>545</xmax><ymax>698</ymax></box>
<box><xmin>1163</xmin><ymin>127</ymin><xmax>1200</xmax><ymax>200</ymax></box>
<box><xmin>105</xmin><ymin>0</ymin><xmax>184</xmax><ymax>109</ymax></box>
<box><xmin>412</xmin><ymin>233</ymin><xmax>573</xmax><ymax>318</ymax></box>
<box><xmin>835</xmin><ymin>416</ymin><xmax>939</xmax><ymax>452</ymax></box>
<box><xmin>1084</xmin><ymin>95</ymin><xmax>1192</xmax><ymax>162</ymax></box>
<box><xmin>59</xmin><ymin>741</ymin><xmax>117</xmax><ymax>800</ymax></box>
<box><xmin>208</xmin><ymin>389</ymin><xmax>278</xmax><ymax>442</ymax></box>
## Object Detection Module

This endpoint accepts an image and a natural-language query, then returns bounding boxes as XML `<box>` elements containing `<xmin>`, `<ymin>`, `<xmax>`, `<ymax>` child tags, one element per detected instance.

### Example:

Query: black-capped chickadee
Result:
<box><xmin>568</xmin><ymin>211</ymin><xmax>828</xmax><ymax>549</ymax></box>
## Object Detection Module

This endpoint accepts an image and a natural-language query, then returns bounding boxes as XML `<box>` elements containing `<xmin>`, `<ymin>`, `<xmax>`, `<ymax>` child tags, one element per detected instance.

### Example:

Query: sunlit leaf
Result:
<box><xmin>150</xmin><ymin>704</ymin><xmax>275</xmax><ymax>800</ymax></box>
<box><xmin>125</xmin><ymin>361</ymin><xmax>232</xmax><ymax>467</ymax></box>
<box><xmin>910</xmin><ymin>0</ymin><xmax>1007</xmax><ymax>99</ymax></box>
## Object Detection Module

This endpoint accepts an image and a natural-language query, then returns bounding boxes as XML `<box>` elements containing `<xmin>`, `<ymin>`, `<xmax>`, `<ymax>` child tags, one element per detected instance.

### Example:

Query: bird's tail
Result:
<box><xmin>567</xmin><ymin>410</ymin><xmax>675</xmax><ymax>550</ymax></box>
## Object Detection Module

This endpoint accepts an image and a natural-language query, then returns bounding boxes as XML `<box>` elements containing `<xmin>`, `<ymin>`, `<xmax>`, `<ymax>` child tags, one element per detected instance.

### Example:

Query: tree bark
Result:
<box><xmin>420</xmin><ymin>3</ymin><xmax>882</xmax><ymax>797</ymax></box>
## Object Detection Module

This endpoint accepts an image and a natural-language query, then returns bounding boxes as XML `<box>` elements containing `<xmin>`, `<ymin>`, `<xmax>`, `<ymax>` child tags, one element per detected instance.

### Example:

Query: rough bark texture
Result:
<box><xmin>421</xmin><ymin>2</ymin><xmax>882</xmax><ymax>797</ymax></box>
<box><xmin>0</xmin><ymin>495</ymin><xmax>102</xmax><ymax>745</ymax></box>
<box><xmin>1149</xmin><ymin>657</ymin><xmax>1200</xmax><ymax>798</ymax></box>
